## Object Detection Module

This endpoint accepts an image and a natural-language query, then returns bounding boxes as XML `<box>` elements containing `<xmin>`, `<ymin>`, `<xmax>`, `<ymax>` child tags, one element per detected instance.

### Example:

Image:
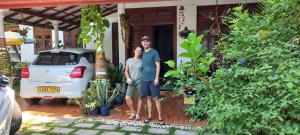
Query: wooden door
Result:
<box><xmin>127</xmin><ymin>25</ymin><xmax>154</xmax><ymax>59</ymax></box>
<box><xmin>125</xmin><ymin>6</ymin><xmax>176</xmax><ymax>60</ymax></box>
<box><xmin>112</xmin><ymin>23</ymin><xmax>119</xmax><ymax>65</ymax></box>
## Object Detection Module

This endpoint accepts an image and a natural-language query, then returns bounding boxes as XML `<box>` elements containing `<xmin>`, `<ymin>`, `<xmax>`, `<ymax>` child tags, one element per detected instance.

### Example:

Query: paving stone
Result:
<box><xmin>73</xmin><ymin>122</ymin><xmax>94</xmax><ymax>128</ymax></box>
<box><xmin>31</xmin><ymin>117</ymin><xmax>55</xmax><ymax>125</ymax></box>
<box><xmin>174</xmin><ymin>130</ymin><xmax>198</xmax><ymax>135</ymax></box>
<box><xmin>129</xmin><ymin>133</ymin><xmax>149</xmax><ymax>135</ymax></box>
<box><xmin>102</xmin><ymin>131</ymin><xmax>125</xmax><ymax>135</ymax></box>
<box><xmin>74</xmin><ymin>129</ymin><xmax>99</xmax><ymax>135</ymax></box>
<box><xmin>54</xmin><ymin>117</ymin><xmax>75</xmax><ymax>126</ymax></box>
<box><xmin>52</xmin><ymin>127</ymin><xmax>74</xmax><ymax>134</ymax></box>
<box><xmin>148</xmin><ymin>128</ymin><xmax>169</xmax><ymax>134</ymax></box>
<box><xmin>204</xmin><ymin>133</ymin><xmax>224</xmax><ymax>135</ymax></box>
<box><xmin>27</xmin><ymin>126</ymin><xmax>51</xmax><ymax>132</ymax></box>
<box><xmin>121</xmin><ymin>126</ymin><xmax>143</xmax><ymax>132</ymax></box>
<box><xmin>97</xmin><ymin>124</ymin><xmax>118</xmax><ymax>130</ymax></box>
<box><xmin>30</xmin><ymin>134</ymin><xmax>46</xmax><ymax>135</ymax></box>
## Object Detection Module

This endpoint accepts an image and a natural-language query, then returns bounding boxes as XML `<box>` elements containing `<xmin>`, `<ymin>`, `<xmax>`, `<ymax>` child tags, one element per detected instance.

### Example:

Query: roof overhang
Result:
<box><xmin>1</xmin><ymin>0</ymin><xmax>173</xmax><ymax>31</ymax></box>
<box><xmin>0</xmin><ymin>0</ymin><xmax>172</xmax><ymax>9</ymax></box>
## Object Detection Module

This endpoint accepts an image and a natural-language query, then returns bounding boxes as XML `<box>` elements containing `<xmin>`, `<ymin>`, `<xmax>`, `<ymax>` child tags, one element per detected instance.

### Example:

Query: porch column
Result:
<box><xmin>176</xmin><ymin>2</ymin><xmax>197</xmax><ymax>64</ymax></box>
<box><xmin>51</xmin><ymin>20</ymin><xmax>59</xmax><ymax>48</ymax></box>
<box><xmin>118</xmin><ymin>3</ymin><xmax>126</xmax><ymax>64</ymax></box>
<box><xmin>0</xmin><ymin>9</ymin><xmax>11</xmax><ymax>76</ymax></box>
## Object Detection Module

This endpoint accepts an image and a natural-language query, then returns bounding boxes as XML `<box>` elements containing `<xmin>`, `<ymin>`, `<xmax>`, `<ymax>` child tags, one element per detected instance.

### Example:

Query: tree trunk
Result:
<box><xmin>0</xmin><ymin>38</ymin><xmax>12</xmax><ymax>76</ymax></box>
<box><xmin>95</xmin><ymin>50</ymin><xmax>108</xmax><ymax>79</ymax></box>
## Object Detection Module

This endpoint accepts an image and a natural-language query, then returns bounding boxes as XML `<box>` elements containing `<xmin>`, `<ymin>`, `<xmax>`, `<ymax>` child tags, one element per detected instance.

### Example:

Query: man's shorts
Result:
<box><xmin>126</xmin><ymin>80</ymin><xmax>142</xmax><ymax>98</ymax></box>
<box><xmin>141</xmin><ymin>80</ymin><xmax>160</xmax><ymax>98</ymax></box>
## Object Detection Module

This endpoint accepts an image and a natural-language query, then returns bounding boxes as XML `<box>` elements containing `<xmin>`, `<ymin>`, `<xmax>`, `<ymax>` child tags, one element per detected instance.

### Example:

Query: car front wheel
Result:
<box><xmin>24</xmin><ymin>98</ymin><xmax>41</xmax><ymax>105</ymax></box>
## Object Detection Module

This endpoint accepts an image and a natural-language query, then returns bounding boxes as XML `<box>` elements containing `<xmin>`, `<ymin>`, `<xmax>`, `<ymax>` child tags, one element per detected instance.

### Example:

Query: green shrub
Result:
<box><xmin>164</xmin><ymin>33</ymin><xmax>215</xmax><ymax>95</ymax></box>
<box><xmin>194</xmin><ymin>0</ymin><xmax>300</xmax><ymax>134</ymax></box>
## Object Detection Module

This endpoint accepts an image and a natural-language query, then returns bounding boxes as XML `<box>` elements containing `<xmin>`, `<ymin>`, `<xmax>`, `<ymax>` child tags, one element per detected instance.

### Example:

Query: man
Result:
<box><xmin>140</xmin><ymin>36</ymin><xmax>165</xmax><ymax>125</ymax></box>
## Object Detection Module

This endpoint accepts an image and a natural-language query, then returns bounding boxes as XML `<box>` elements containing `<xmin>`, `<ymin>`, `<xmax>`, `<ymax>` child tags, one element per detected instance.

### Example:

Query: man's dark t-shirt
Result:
<box><xmin>142</xmin><ymin>48</ymin><xmax>160</xmax><ymax>81</ymax></box>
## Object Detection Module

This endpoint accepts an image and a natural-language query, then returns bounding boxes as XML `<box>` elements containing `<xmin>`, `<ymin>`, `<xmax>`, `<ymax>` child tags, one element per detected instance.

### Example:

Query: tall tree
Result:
<box><xmin>78</xmin><ymin>5</ymin><xmax>110</xmax><ymax>79</ymax></box>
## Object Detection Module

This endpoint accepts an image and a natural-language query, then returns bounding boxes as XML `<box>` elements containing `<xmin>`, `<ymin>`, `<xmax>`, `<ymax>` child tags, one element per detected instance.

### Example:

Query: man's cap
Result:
<box><xmin>141</xmin><ymin>36</ymin><xmax>150</xmax><ymax>41</ymax></box>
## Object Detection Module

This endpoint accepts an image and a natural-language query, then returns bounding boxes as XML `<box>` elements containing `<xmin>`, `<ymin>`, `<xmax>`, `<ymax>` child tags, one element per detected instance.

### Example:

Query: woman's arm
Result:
<box><xmin>124</xmin><ymin>63</ymin><xmax>132</xmax><ymax>84</ymax></box>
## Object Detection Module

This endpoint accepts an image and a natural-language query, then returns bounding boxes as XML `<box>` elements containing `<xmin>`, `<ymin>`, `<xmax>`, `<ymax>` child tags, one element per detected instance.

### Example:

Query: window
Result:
<box><xmin>34</xmin><ymin>36</ymin><xmax>42</xmax><ymax>54</ymax></box>
<box><xmin>66</xmin><ymin>36</ymin><xmax>72</xmax><ymax>48</ymax></box>
<box><xmin>45</xmin><ymin>35</ymin><xmax>51</xmax><ymax>50</ymax></box>
<box><xmin>34</xmin><ymin>52</ymin><xmax>79</xmax><ymax>65</ymax></box>
<box><xmin>81</xmin><ymin>52</ymin><xmax>95</xmax><ymax>63</ymax></box>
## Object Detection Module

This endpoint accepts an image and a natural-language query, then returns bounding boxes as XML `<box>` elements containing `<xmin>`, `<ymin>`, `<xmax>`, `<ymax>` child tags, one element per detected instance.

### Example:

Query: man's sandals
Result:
<box><xmin>144</xmin><ymin>118</ymin><xmax>165</xmax><ymax>125</ymax></box>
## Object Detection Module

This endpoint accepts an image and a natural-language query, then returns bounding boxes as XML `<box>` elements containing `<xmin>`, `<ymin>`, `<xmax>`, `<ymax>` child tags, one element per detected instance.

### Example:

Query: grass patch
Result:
<box><xmin>12</xmin><ymin>79</ymin><xmax>20</xmax><ymax>92</ymax></box>
<box><xmin>141</xmin><ymin>124</ymin><xmax>150</xmax><ymax>133</ymax></box>
<box><xmin>168</xmin><ymin>127</ymin><xmax>176</xmax><ymax>135</ymax></box>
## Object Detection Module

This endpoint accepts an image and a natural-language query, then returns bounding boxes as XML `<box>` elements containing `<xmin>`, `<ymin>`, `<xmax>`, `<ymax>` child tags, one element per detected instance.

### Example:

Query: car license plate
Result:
<box><xmin>37</xmin><ymin>86</ymin><xmax>60</xmax><ymax>93</ymax></box>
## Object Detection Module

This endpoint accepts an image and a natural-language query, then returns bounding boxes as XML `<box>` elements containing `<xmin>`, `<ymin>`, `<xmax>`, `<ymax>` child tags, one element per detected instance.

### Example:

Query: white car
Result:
<box><xmin>20</xmin><ymin>48</ymin><xmax>95</xmax><ymax>104</ymax></box>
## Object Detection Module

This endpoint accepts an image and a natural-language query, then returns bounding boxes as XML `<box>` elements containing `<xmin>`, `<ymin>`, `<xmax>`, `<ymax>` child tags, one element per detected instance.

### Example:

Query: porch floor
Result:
<box><xmin>16</xmin><ymin>93</ymin><xmax>205</xmax><ymax>126</ymax></box>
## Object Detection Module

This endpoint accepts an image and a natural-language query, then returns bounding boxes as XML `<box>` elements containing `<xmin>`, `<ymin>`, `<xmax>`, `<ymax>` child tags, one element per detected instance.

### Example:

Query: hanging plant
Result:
<box><xmin>19</xmin><ymin>27</ymin><xmax>30</xmax><ymax>37</ymax></box>
<box><xmin>119</xmin><ymin>13</ymin><xmax>130</xmax><ymax>48</ymax></box>
<box><xmin>178</xmin><ymin>6</ymin><xmax>185</xmax><ymax>30</ymax></box>
<box><xmin>78</xmin><ymin>5</ymin><xmax>110</xmax><ymax>79</ymax></box>
<box><xmin>179</xmin><ymin>27</ymin><xmax>193</xmax><ymax>39</ymax></box>
<box><xmin>78</xmin><ymin>5</ymin><xmax>110</xmax><ymax>50</ymax></box>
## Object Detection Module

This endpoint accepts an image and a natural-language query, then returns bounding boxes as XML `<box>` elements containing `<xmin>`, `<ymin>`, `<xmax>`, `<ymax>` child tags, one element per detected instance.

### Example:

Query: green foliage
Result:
<box><xmin>15</xmin><ymin>62</ymin><xmax>29</xmax><ymax>68</ymax></box>
<box><xmin>96</xmin><ymin>79</ymin><xmax>119</xmax><ymax>107</ymax></box>
<box><xmin>69</xmin><ymin>79</ymin><xmax>118</xmax><ymax>111</ymax></box>
<box><xmin>164</xmin><ymin>33</ymin><xmax>215</xmax><ymax>95</ymax></box>
<box><xmin>107</xmin><ymin>64</ymin><xmax>124</xmax><ymax>85</ymax></box>
<box><xmin>186</xmin><ymin>0</ymin><xmax>300</xmax><ymax>134</ymax></box>
<box><xmin>78</xmin><ymin>5</ymin><xmax>110</xmax><ymax>51</ymax></box>
<box><xmin>70</xmin><ymin>80</ymin><xmax>100</xmax><ymax>110</ymax></box>
<box><xmin>4</xmin><ymin>22</ymin><xmax>14</xmax><ymax>27</ymax></box>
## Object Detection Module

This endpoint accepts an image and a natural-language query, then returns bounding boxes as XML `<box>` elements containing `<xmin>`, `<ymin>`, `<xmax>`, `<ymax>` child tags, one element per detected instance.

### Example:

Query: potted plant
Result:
<box><xmin>164</xmin><ymin>33</ymin><xmax>215</xmax><ymax>105</ymax></box>
<box><xmin>108</xmin><ymin>64</ymin><xmax>126</xmax><ymax>105</ymax></box>
<box><xmin>68</xmin><ymin>80</ymin><xmax>99</xmax><ymax>115</ymax></box>
<box><xmin>96</xmin><ymin>79</ymin><xmax>118</xmax><ymax>116</ymax></box>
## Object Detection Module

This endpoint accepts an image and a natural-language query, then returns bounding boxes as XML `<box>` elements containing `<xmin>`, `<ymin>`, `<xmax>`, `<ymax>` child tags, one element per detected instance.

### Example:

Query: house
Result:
<box><xmin>1</xmin><ymin>0</ymin><xmax>257</xmax><ymax>77</ymax></box>
<box><xmin>1</xmin><ymin>0</ymin><xmax>257</xmax><ymax>75</ymax></box>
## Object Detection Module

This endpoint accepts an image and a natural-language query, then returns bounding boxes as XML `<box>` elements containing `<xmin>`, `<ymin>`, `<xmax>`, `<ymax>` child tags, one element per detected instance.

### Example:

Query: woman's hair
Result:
<box><xmin>132</xmin><ymin>46</ymin><xmax>143</xmax><ymax>57</ymax></box>
<box><xmin>134</xmin><ymin>46</ymin><xmax>143</xmax><ymax>51</ymax></box>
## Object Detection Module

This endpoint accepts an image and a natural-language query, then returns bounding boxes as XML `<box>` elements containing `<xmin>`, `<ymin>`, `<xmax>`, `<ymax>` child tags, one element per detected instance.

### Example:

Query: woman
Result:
<box><xmin>125</xmin><ymin>46</ymin><xmax>143</xmax><ymax>120</ymax></box>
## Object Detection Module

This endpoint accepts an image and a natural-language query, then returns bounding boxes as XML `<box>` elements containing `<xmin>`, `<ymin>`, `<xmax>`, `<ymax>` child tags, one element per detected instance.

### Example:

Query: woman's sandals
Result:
<box><xmin>129</xmin><ymin>113</ymin><xmax>136</xmax><ymax>120</ymax></box>
<box><xmin>135</xmin><ymin>114</ymin><xmax>141</xmax><ymax>121</ymax></box>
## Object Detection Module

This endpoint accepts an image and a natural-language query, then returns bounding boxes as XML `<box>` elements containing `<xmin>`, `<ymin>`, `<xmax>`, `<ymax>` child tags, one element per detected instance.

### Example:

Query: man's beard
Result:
<box><xmin>143</xmin><ymin>45</ymin><xmax>150</xmax><ymax>49</ymax></box>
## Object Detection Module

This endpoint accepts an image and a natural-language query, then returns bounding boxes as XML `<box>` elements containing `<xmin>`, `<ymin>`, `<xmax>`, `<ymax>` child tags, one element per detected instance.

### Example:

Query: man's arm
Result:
<box><xmin>154</xmin><ymin>61</ymin><xmax>160</xmax><ymax>86</ymax></box>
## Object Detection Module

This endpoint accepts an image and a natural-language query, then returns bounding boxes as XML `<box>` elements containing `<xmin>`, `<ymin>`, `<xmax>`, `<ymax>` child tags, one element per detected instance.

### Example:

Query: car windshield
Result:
<box><xmin>33</xmin><ymin>52</ymin><xmax>79</xmax><ymax>65</ymax></box>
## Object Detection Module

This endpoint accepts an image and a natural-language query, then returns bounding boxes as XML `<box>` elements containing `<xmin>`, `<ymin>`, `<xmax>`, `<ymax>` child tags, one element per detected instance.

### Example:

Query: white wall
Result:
<box><xmin>85</xmin><ymin>12</ymin><xmax>118</xmax><ymax>63</ymax></box>
<box><xmin>118</xmin><ymin>0</ymin><xmax>257</xmax><ymax>64</ymax></box>
<box><xmin>20</xmin><ymin>25</ymin><xmax>36</xmax><ymax>63</ymax></box>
